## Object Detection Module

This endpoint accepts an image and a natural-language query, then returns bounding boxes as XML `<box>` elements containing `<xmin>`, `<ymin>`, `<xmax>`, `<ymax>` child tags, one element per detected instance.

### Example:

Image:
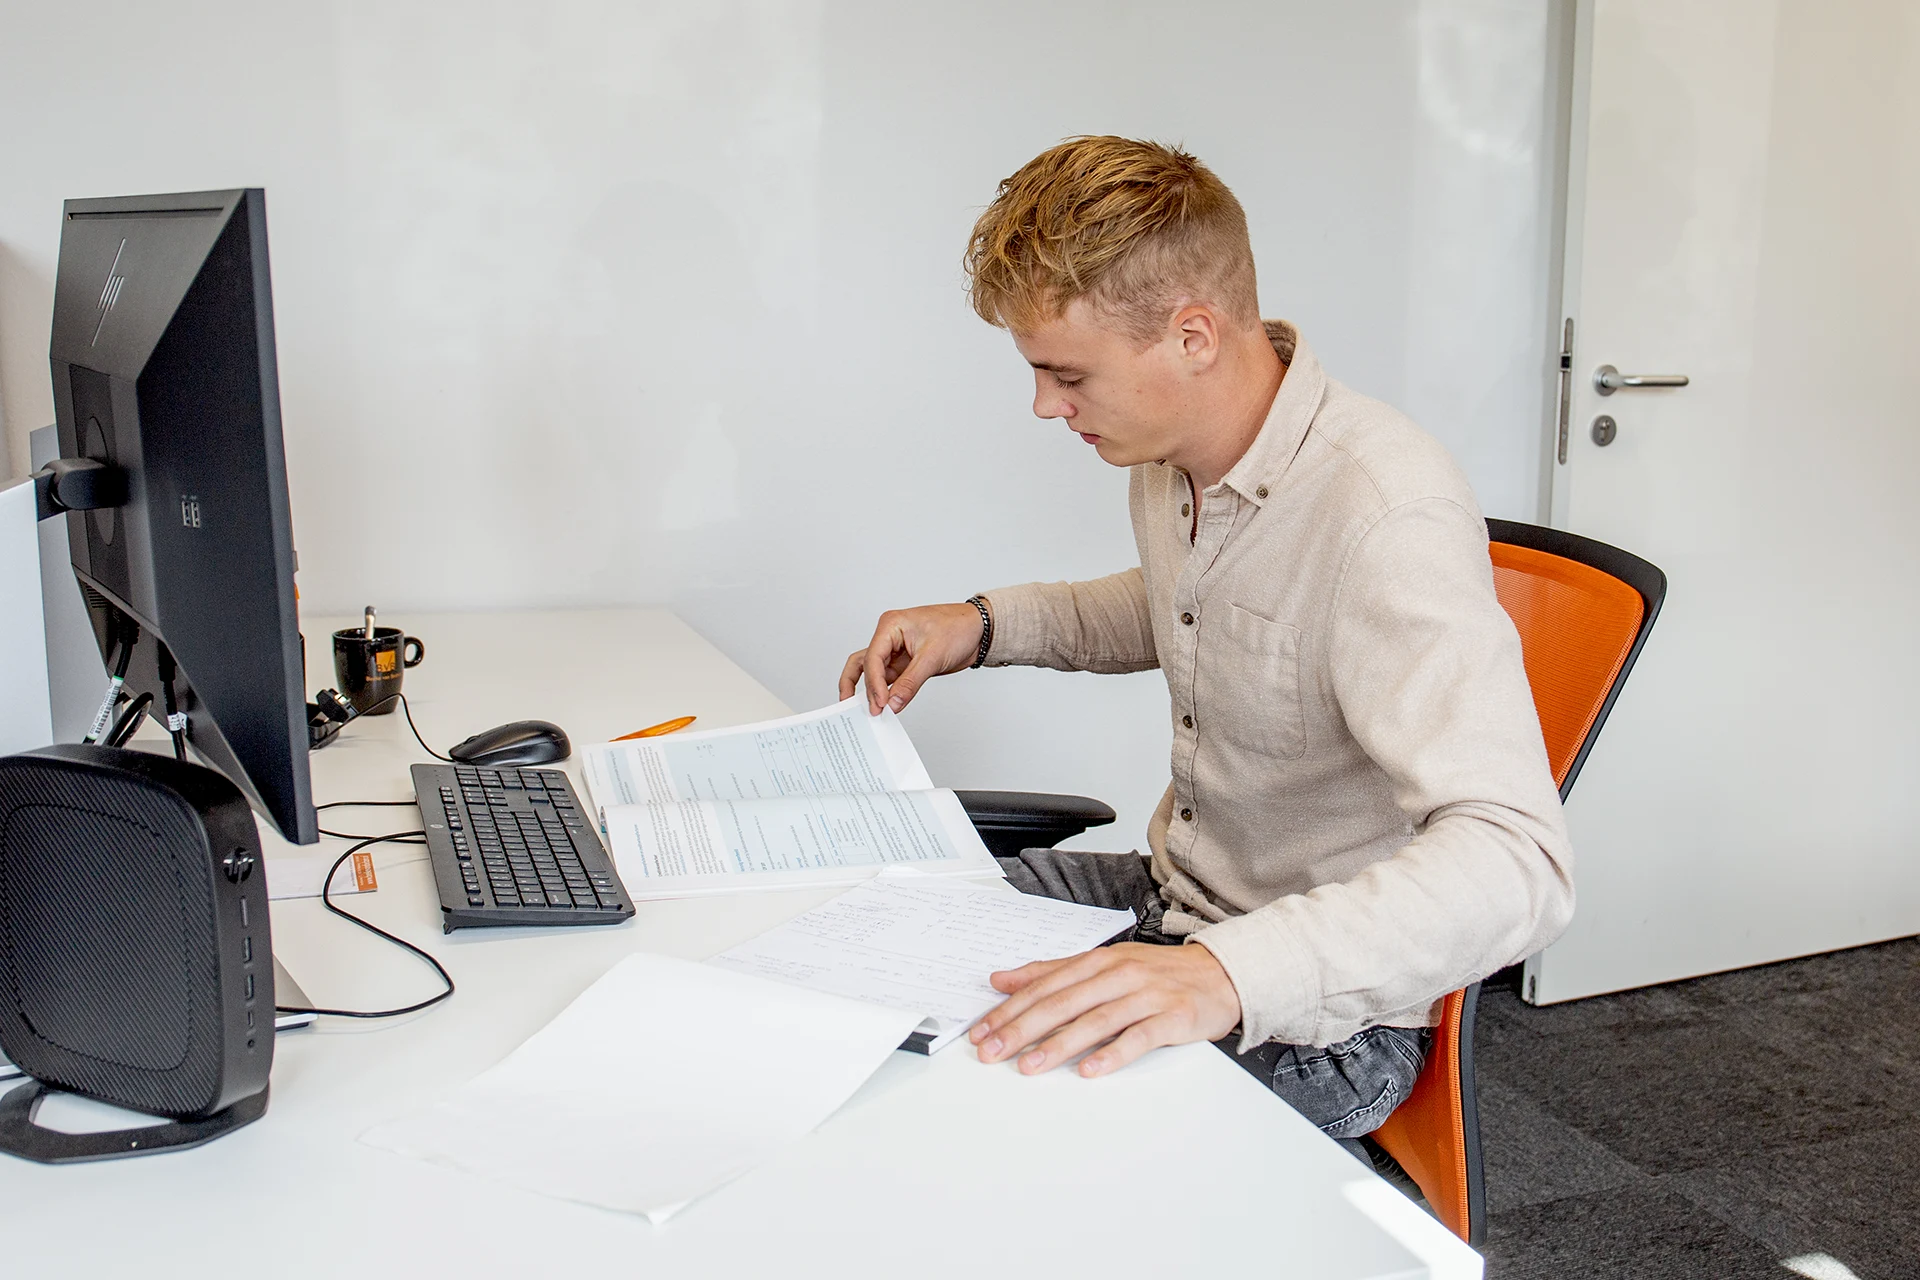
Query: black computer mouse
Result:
<box><xmin>448</xmin><ymin>720</ymin><xmax>572</xmax><ymax>767</ymax></box>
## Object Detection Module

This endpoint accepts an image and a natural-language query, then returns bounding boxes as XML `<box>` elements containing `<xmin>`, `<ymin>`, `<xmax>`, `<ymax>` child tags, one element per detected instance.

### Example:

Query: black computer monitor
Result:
<box><xmin>47</xmin><ymin>188</ymin><xmax>317</xmax><ymax>846</ymax></box>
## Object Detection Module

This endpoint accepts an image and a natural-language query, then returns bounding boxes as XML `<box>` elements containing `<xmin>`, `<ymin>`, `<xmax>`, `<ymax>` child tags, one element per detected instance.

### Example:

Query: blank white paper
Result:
<box><xmin>708</xmin><ymin>875</ymin><xmax>1136</xmax><ymax>1051</ymax></box>
<box><xmin>359</xmin><ymin>952</ymin><xmax>925</xmax><ymax>1222</ymax></box>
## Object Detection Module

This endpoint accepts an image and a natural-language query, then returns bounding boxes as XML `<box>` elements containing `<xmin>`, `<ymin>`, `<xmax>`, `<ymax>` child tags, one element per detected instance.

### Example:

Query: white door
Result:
<box><xmin>1527</xmin><ymin>0</ymin><xmax>1920</xmax><ymax>1003</ymax></box>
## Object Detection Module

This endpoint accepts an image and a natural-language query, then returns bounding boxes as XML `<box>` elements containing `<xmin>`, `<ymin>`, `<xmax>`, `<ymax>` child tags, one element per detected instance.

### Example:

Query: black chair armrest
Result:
<box><xmin>955</xmin><ymin>790</ymin><xmax>1117</xmax><ymax>860</ymax></box>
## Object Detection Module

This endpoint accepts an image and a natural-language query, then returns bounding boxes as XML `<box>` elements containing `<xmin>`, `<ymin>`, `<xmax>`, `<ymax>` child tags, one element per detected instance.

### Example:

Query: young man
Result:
<box><xmin>837</xmin><ymin>137</ymin><xmax>1573</xmax><ymax>1141</ymax></box>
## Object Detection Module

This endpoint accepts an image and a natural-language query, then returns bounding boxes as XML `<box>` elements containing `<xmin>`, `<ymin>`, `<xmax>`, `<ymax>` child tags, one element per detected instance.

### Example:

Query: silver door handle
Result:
<box><xmin>1594</xmin><ymin>364</ymin><xmax>1690</xmax><ymax>395</ymax></box>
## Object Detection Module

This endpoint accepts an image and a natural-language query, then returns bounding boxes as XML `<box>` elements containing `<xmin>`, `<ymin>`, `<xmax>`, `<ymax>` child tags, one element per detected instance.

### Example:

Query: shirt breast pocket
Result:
<box><xmin>1210</xmin><ymin>603</ymin><xmax>1307</xmax><ymax>761</ymax></box>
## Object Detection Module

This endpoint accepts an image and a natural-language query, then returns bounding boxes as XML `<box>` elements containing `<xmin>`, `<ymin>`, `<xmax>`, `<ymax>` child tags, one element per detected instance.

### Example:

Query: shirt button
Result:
<box><xmin>1182</xmin><ymin>715</ymin><xmax>1194</xmax><ymax>729</ymax></box>
<box><xmin>1181</xmin><ymin>612</ymin><xmax>1194</xmax><ymax>626</ymax></box>
<box><xmin>1180</xmin><ymin>503</ymin><xmax>1191</xmax><ymax>517</ymax></box>
<box><xmin>1180</xmin><ymin>807</ymin><xmax>1194</xmax><ymax>822</ymax></box>
<box><xmin>1256</xmin><ymin>484</ymin><xmax>1269</xmax><ymax>499</ymax></box>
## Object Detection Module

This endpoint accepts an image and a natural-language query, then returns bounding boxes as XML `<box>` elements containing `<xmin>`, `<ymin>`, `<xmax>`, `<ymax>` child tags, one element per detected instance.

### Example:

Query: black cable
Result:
<box><xmin>157</xmin><ymin>644</ymin><xmax>186</xmax><ymax>761</ymax></box>
<box><xmin>111</xmin><ymin>620</ymin><xmax>136</xmax><ymax>680</ymax></box>
<box><xmin>82</xmin><ymin>621</ymin><xmax>140</xmax><ymax>745</ymax></box>
<box><xmin>353</xmin><ymin>692</ymin><xmax>454</xmax><ymax>762</ymax></box>
<box><xmin>315</xmin><ymin>800</ymin><xmax>425</xmax><ymax>857</ymax></box>
<box><xmin>396</xmin><ymin>692</ymin><xmax>455</xmax><ymax>762</ymax></box>
<box><xmin>273</xmin><ymin>830</ymin><xmax>455</xmax><ymax>1020</ymax></box>
<box><xmin>101</xmin><ymin>691</ymin><xmax>154</xmax><ymax>749</ymax></box>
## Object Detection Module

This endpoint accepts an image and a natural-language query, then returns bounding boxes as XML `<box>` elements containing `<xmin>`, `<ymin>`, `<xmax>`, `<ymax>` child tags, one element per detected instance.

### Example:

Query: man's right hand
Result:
<box><xmin>838</xmin><ymin>602</ymin><xmax>988</xmax><ymax>715</ymax></box>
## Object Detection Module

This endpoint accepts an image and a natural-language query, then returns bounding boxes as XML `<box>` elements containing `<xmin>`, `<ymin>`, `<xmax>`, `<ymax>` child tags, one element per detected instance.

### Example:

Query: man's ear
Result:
<box><xmin>1172</xmin><ymin>305</ymin><xmax>1222</xmax><ymax>371</ymax></box>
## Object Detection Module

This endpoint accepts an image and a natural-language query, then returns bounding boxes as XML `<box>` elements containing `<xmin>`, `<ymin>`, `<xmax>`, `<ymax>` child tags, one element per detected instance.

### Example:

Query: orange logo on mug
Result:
<box><xmin>375</xmin><ymin>651</ymin><xmax>398</xmax><ymax>674</ymax></box>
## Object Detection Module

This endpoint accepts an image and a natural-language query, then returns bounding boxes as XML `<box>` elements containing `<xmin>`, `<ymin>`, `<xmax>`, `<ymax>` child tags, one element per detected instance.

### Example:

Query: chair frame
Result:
<box><xmin>1379</xmin><ymin>519</ymin><xmax>1666</xmax><ymax>1246</ymax></box>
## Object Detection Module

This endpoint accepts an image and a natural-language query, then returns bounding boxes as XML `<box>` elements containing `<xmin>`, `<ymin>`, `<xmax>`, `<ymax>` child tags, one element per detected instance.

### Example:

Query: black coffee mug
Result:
<box><xmin>332</xmin><ymin>626</ymin><xmax>424</xmax><ymax>716</ymax></box>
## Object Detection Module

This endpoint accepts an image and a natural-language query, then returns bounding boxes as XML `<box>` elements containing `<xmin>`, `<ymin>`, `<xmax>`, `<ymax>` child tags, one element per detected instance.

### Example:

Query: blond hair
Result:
<box><xmin>964</xmin><ymin>136</ymin><xmax>1259</xmax><ymax>343</ymax></box>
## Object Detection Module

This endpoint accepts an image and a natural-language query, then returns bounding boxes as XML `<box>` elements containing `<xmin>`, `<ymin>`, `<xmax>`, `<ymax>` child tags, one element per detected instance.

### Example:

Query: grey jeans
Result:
<box><xmin>996</xmin><ymin>847</ymin><xmax>1430</xmax><ymax>1141</ymax></box>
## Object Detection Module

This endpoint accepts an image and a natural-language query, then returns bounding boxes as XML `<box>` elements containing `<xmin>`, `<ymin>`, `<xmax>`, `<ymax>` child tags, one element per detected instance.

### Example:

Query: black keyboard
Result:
<box><xmin>413</xmin><ymin>763</ymin><xmax>635</xmax><ymax>932</ymax></box>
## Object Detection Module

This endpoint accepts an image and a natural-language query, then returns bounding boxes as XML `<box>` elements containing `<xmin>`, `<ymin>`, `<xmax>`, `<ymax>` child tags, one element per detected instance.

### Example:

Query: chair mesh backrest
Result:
<box><xmin>1372</xmin><ymin>533</ymin><xmax>1653</xmax><ymax>1245</ymax></box>
<box><xmin>1488</xmin><ymin>543</ymin><xmax>1645</xmax><ymax>790</ymax></box>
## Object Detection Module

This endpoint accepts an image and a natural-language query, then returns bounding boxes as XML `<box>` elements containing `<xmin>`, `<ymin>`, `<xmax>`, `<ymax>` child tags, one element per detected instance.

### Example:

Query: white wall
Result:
<box><xmin>0</xmin><ymin>1</ymin><xmax>1567</xmax><ymax>854</ymax></box>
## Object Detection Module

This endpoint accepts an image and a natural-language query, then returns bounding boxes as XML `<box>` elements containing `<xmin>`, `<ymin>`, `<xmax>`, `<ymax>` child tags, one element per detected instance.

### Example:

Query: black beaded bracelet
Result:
<box><xmin>966</xmin><ymin>595</ymin><xmax>993</xmax><ymax>669</ymax></box>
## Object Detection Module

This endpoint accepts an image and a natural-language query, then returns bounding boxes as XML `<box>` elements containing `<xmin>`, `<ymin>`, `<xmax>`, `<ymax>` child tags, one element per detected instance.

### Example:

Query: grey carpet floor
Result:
<box><xmin>1474</xmin><ymin>936</ymin><xmax>1920</xmax><ymax>1279</ymax></box>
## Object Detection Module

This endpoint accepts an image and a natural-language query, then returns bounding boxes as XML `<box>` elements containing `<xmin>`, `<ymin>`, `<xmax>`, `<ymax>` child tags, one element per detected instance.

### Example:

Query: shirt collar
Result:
<box><xmin>1212</xmin><ymin>319</ymin><xmax>1325</xmax><ymax>507</ymax></box>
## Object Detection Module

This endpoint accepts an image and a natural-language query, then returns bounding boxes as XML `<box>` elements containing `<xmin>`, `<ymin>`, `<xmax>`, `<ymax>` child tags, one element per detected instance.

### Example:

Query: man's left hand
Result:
<box><xmin>969</xmin><ymin>942</ymin><xmax>1243</xmax><ymax>1077</ymax></box>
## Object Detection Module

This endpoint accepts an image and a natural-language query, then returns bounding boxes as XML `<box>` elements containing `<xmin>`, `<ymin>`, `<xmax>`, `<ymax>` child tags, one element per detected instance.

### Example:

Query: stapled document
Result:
<box><xmin>578</xmin><ymin>699</ymin><xmax>1001</xmax><ymax>898</ymax></box>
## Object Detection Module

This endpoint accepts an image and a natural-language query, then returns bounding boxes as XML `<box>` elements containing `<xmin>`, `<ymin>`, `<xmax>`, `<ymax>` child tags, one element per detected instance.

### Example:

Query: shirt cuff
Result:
<box><xmin>978</xmin><ymin>583</ymin><xmax>1057</xmax><ymax>667</ymax></box>
<box><xmin>1190</xmin><ymin>905</ymin><xmax>1324</xmax><ymax>1051</ymax></box>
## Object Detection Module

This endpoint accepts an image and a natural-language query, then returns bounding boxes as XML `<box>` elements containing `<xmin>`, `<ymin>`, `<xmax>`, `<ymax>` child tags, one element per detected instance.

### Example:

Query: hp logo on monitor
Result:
<box><xmin>91</xmin><ymin>238</ymin><xmax>129</xmax><ymax>348</ymax></box>
<box><xmin>181</xmin><ymin>495</ymin><xmax>202</xmax><ymax>528</ymax></box>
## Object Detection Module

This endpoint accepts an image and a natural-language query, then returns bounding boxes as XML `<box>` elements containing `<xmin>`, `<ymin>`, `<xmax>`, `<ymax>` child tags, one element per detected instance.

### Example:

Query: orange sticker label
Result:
<box><xmin>351</xmin><ymin>851</ymin><xmax>379</xmax><ymax>893</ymax></box>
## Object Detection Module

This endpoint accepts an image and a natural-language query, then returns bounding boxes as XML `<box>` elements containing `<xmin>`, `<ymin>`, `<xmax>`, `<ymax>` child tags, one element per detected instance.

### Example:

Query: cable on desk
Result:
<box><xmin>359</xmin><ymin>692</ymin><xmax>455</xmax><ymax>762</ymax></box>
<box><xmin>273</xmin><ymin>830</ymin><xmax>456</xmax><ymax>1020</ymax></box>
<box><xmin>314</xmin><ymin>798</ymin><xmax>427</xmax><ymax>842</ymax></box>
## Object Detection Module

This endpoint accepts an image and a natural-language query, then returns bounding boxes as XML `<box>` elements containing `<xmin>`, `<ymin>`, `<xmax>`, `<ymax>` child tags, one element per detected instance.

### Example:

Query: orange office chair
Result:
<box><xmin>1367</xmin><ymin>518</ymin><xmax>1666</xmax><ymax>1245</ymax></box>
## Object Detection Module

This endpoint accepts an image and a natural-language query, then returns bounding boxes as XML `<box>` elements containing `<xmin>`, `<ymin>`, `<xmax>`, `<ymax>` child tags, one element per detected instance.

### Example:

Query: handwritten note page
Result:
<box><xmin>708</xmin><ymin>875</ymin><xmax>1136</xmax><ymax>1051</ymax></box>
<box><xmin>360</xmin><ymin>952</ymin><xmax>924</xmax><ymax>1223</ymax></box>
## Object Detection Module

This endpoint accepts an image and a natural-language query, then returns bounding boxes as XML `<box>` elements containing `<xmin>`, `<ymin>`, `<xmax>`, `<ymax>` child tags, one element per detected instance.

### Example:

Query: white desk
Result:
<box><xmin>0</xmin><ymin>609</ymin><xmax>1478</xmax><ymax>1279</ymax></box>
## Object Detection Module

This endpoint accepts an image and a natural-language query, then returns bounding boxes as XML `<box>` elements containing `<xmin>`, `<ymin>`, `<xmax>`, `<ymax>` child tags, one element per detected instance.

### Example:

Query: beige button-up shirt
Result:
<box><xmin>983</xmin><ymin>321</ymin><xmax>1574</xmax><ymax>1050</ymax></box>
